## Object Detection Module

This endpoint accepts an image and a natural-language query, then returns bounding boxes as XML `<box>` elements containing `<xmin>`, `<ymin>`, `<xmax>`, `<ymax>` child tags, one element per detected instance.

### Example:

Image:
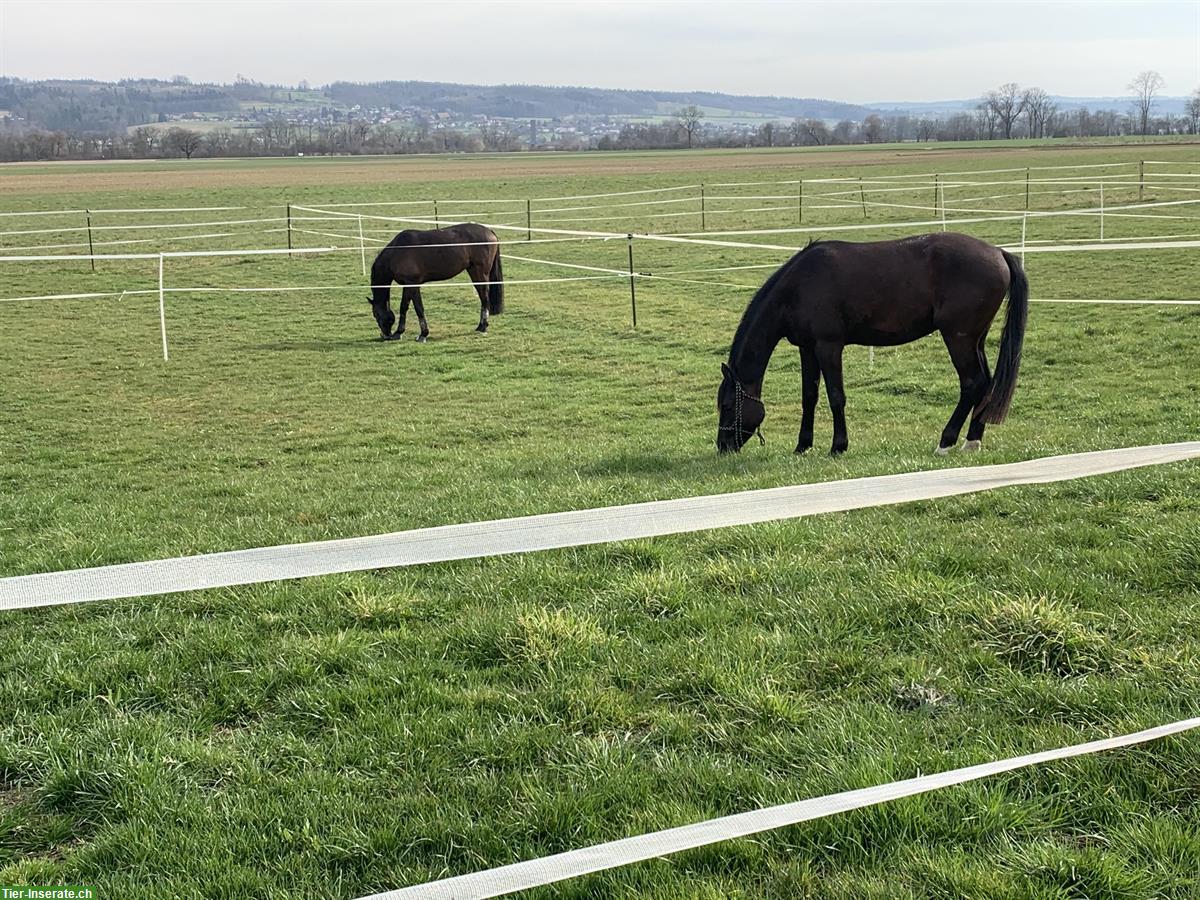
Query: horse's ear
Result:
<box><xmin>721</xmin><ymin>362</ymin><xmax>734</xmax><ymax>380</ymax></box>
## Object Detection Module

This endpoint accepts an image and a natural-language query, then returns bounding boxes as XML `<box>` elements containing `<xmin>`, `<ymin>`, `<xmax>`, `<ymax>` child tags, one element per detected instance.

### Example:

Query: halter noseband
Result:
<box><xmin>719</xmin><ymin>374</ymin><xmax>766</xmax><ymax>446</ymax></box>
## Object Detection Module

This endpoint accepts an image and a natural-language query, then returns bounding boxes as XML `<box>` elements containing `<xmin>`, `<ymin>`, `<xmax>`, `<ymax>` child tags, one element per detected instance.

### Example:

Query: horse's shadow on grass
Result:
<box><xmin>574</xmin><ymin>448</ymin><xmax>727</xmax><ymax>479</ymax></box>
<box><xmin>244</xmin><ymin>338</ymin><xmax>382</xmax><ymax>352</ymax></box>
<box><xmin>245</xmin><ymin>333</ymin><xmax>467</xmax><ymax>352</ymax></box>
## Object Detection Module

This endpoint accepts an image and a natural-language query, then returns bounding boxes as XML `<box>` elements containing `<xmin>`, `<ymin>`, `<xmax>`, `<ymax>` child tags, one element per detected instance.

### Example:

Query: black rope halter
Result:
<box><xmin>718</xmin><ymin>374</ymin><xmax>766</xmax><ymax>447</ymax></box>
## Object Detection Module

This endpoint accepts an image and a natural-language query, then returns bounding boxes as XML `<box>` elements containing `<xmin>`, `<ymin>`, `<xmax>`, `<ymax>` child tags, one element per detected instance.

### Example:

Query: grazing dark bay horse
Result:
<box><xmin>717</xmin><ymin>232</ymin><xmax>1028</xmax><ymax>455</ymax></box>
<box><xmin>369</xmin><ymin>223</ymin><xmax>504</xmax><ymax>342</ymax></box>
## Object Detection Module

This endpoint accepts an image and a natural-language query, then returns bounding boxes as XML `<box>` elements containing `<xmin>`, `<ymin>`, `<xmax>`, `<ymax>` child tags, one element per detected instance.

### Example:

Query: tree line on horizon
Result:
<box><xmin>0</xmin><ymin>73</ymin><xmax>1195</xmax><ymax>162</ymax></box>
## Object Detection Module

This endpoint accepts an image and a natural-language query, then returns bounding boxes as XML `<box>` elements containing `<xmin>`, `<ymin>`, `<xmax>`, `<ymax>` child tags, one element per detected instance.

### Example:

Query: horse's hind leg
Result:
<box><xmin>963</xmin><ymin>333</ymin><xmax>993</xmax><ymax>450</ymax></box>
<box><xmin>815</xmin><ymin>340</ymin><xmax>848</xmax><ymax>455</ymax></box>
<box><xmin>412</xmin><ymin>288</ymin><xmax>430</xmax><ymax>343</ymax></box>
<box><xmin>470</xmin><ymin>264</ymin><xmax>490</xmax><ymax>333</ymax></box>
<box><xmin>937</xmin><ymin>331</ymin><xmax>989</xmax><ymax>455</ymax></box>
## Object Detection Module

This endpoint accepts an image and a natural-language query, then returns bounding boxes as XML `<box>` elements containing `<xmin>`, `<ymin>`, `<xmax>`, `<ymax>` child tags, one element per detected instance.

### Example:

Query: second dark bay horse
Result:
<box><xmin>716</xmin><ymin>232</ymin><xmax>1029</xmax><ymax>455</ymax></box>
<box><xmin>369</xmin><ymin>223</ymin><xmax>504</xmax><ymax>342</ymax></box>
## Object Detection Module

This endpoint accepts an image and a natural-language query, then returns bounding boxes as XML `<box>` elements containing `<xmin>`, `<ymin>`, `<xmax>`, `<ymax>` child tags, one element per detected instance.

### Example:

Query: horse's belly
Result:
<box><xmin>845</xmin><ymin>322</ymin><xmax>936</xmax><ymax>346</ymax></box>
<box><xmin>844</xmin><ymin>303</ymin><xmax>936</xmax><ymax>346</ymax></box>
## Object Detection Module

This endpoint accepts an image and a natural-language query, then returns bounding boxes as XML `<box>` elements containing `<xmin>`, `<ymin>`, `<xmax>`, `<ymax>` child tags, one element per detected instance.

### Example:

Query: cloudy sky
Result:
<box><xmin>1</xmin><ymin>0</ymin><xmax>1197</xmax><ymax>102</ymax></box>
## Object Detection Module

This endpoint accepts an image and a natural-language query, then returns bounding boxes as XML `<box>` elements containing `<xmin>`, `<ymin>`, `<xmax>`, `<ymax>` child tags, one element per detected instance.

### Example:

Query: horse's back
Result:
<box><xmin>376</xmin><ymin>223</ymin><xmax>497</xmax><ymax>284</ymax></box>
<box><xmin>784</xmin><ymin>233</ymin><xmax>1010</xmax><ymax>345</ymax></box>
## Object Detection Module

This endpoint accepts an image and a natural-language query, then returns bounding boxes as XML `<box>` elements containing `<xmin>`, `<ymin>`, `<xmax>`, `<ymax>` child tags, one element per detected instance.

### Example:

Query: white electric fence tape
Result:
<box><xmin>2</xmin><ymin>442</ymin><xmax>1197</xmax><ymax>611</ymax></box>
<box><xmin>363</xmin><ymin>715</ymin><xmax>1200</xmax><ymax>900</ymax></box>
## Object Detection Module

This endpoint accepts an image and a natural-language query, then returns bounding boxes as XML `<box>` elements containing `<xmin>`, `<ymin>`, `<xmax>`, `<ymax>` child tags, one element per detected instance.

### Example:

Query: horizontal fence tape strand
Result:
<box><xmin>1002</xmin><ymin>240</ymin><xmax>1200</xmax><ymax>253</ymax></box>
<box><xmin>2</xmin><ymin>442</ymin><xmax>1197</xmax><ymax>611</ymax></box>
<box><xmin>366</xmin><ymin>715</ymin><xmax>1200</xmax><ymax>900</ymax></box>
<box><xmin>3</xmin><ymin>287</ymin><xmax>1193</xmax><ymax>306</ymax></box>
<box><xmin>0</xmin><ymin>246</ymin><xmax>336</xmax><ymax>262</ymax></box>
<box><xmin>0</xmin><ymin>216</ymin><xmax>285</xmax><ymax>237</ymax></box>
<box><xmin>1029</xmin><ymin>297</ymin><xmax>1200</xmax><ymax>305</ymax></box>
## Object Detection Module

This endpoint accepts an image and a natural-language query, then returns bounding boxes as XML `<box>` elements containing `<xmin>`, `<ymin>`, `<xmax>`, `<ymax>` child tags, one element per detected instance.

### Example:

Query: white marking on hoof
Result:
<box><xmin>962</xmin><ymin>439</ymin><xmax>982</xmax><ymax>452</ymax></box>
<box><xmin>934</xmin><ymin>444</ymin><xmax>953</xmax><ymax>456</ymax></box>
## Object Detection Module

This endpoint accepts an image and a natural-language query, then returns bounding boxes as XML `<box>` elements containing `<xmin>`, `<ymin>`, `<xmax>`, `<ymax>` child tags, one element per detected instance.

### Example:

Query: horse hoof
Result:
<box><xmin>416</xmin><ymin>334</ymin><xmax>429</xmax><ymax>343</ymax></box>
<box><xmin>934</xmin><ymin>444</ymin><xmax>953</xmax><ymax>456</ymax></box>
<box><xmin>962</xmin><ymin>439</ymin><xmax>982</xmax><ymax>452</ymax></box>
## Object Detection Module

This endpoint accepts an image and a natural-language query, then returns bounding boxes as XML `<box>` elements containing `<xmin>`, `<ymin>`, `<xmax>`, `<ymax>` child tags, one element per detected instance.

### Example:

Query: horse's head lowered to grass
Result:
<box><xmin>716</xmin><ymin>362</ymin><xmax>765</xmax><ymax>454</ymax></box>
<box><xmin>368</xmin><ymin>288</ymin><xmax>395</xmax><ymax>339</ymax></box>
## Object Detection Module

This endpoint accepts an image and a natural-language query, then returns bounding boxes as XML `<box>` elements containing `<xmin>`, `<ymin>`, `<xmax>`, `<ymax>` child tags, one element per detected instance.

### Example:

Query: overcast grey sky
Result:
<box><xmin>1</xmin><ymin>0</ymin><xmax>1197</xmax><ymax>102</ymax></box>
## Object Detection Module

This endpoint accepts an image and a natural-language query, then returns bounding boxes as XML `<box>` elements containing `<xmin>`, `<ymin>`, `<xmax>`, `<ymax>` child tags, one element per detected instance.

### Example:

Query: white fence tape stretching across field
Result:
<box><xmin>366</xmin><ymin>716</ymin><xmax>1200</xmax><ymax>900</ymax></box>
<box><xmin>2</xmin><ymin>442</ymin><xmax>1197</xmax><ymax>610</ymax></box>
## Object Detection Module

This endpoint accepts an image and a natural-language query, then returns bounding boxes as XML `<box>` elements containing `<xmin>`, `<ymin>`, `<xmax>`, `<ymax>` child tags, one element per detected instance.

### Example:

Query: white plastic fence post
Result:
<box><xmin>1020</xmin><ymin>212</ymin><xmax>1027</xmax><ymax>264</ymax></box>
<box><xmin>358</xmin><ymin>215</ymin><xmax>366</xmax><ymax>277</ymax></box>
<box><xmin>939</xmin><ymin>182</ymin><xmax>946</xmax><ymax>232</ymax></box>
<box><xmin>158</xmin><ymin>253</ymin><xmax>169</xmax><ymax>362</ymax></box>
<box><xmin>1100</xmin><ymin>182</ymin><xmax>1105</xmax><ymax>241</ymax></box>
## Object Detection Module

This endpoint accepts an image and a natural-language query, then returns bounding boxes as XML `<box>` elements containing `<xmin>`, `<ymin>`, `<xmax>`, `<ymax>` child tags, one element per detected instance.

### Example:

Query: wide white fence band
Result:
<box><xmin>2</xmin><ymin>442</ymin><xmax>1197</xmax><ymax>611</ymax></box>
<box><xmin>367</xmin><ymin>715</ymin><xmax>1200</xmax><ymax>900</ymax></box>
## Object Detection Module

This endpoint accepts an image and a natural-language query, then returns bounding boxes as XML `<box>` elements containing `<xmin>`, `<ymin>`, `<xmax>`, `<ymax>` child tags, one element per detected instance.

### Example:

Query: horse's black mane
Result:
<box><xmin>729</xmin><ymin>239</ymin><xmax>824</xmax><ymax>361</ymax></box>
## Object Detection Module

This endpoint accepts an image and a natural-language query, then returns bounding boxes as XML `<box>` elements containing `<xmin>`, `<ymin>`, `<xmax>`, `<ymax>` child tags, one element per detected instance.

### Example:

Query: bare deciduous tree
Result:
<box><xmin>1022</xmin><ymin>87</ymin><xmax>1051</xmax><ymax>138</ymax></box>
<box><xmin>1128</xmin><ymin>70</ymin><xmax>1166</xmax><ymax>135</ymax></box>
<box><xmin>975</xmin><ymin>101</ymin><xmax>998</xmax><ymax>140</ymax></box>
<box><xmin>675</xmin><ymin>105</ymin><xmax>704</xmax><ymax>149</ymax></box>
<box><xmin>164</xmin><ymin>127</ymin><xmax>203</xmax><ymax>159</ymax></box>
<box><xmin>862</xmin><ymin>114</ymin><xmax>885</xmax><ymax>143</ymax></box>
<box><xmin>790</xmin><ymin>117</ymin><xmax>829</xmax><ymax>145</ymax></box>
<box><xmin>205</xmin><ymin>126</ymin><xmax>236</xmax><ymax>156</ymax></box>
<box><xmin>129</xmin><ymin>126</ymin><xmax>158</xmax><ymax>158</ymax></box>
<box><xmin>1185</xmin><ymin>87</ymin><xmax>1200</xmax><ymax>135</ymax></box>
<box><xmin>985</xmin><ymin>83</ymin><xmax>1026</xmax><ymax>139</ymax></box>
<box><xmin>832</xmin><ymin>119</ymin><xmax>858</xmax><ymax>143</ymax></box>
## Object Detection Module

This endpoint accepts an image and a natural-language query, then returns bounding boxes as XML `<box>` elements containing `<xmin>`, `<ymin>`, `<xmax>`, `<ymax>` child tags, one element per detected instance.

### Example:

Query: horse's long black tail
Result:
<box><xmin>979</xmin><ymin>249</ymin><xmax>1029</xmax><ymax>424</ymax></box>
<box><xmin>487</xmin><ymin>248</ymin><xmax>504</xmax><ymax>314</ymax></box>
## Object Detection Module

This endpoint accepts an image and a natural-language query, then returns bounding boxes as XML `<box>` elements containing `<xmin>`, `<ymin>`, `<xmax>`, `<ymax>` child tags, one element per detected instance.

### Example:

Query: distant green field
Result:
<box><xmin>1</xmin><ymin>145</ymin><xmax>1199</xmax><ymax>898</ymax></box>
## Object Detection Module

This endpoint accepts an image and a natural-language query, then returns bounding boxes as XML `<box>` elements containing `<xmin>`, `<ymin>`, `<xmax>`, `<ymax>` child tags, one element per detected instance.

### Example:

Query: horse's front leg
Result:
<box><xmin>412</xmin><ymin>288</ymin><xmax>430</xmax><ymax>343</ymax></box>
<box><xmin>795</xmin><ymin>344</ymin><xmax>820</xmax><ymax>454</ymax></box>
<box><xmin>395</xmin><ymin>287</ymin><xmax>414</xmax><ymax>337</ymax></box>
<box><xmin>815</xmin><ymin>340</ymin><xmax>848</xmax><ymax>455</ymax></box>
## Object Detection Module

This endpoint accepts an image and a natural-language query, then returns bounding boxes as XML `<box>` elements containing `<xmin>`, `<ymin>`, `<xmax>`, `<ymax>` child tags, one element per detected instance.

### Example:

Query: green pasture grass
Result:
<box><xmin>1</xmin><ymin>145</ymin><xmax>1199</xmax><ymax>898</ymax></box>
